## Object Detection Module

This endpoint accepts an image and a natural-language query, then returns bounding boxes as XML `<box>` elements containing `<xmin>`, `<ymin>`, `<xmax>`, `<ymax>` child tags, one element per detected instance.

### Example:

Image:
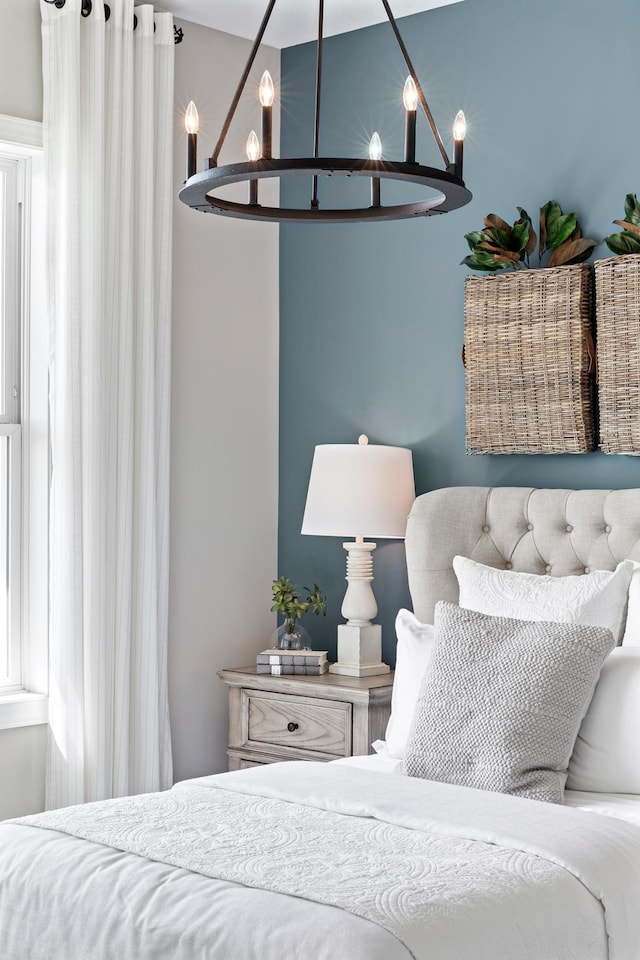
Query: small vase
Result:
<box><xmin>272</xmin><ymin>620</ymin><xmax>312</xmax><ymax>651</ymax></box>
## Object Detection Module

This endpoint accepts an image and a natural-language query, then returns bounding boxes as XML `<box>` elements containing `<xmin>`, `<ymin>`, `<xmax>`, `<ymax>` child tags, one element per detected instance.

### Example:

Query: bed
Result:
<box><xmin>2</xmin><ymin>486</ymin><xmax>640</xmax><ymax>960</ymax></box>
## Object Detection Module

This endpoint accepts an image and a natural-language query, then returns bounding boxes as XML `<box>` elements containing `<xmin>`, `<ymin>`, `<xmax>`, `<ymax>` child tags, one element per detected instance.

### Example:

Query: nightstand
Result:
<box><xmin>218</xmin><ymin>667</ymin><xmax>394</xmax><ymax>770</ymax></box>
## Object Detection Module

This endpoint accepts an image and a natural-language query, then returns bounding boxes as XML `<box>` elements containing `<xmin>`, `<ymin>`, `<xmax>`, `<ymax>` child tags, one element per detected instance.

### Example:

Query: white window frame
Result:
<box><xmin>0</xmin><ymin>114</ymin><xmax>48</xmax><ymax>729</ymax></box>
<box><xmin>0</xmin><ymin>426</ymin><xmax>22</xmax><ymax>689</ymax></box>
<box><xmin>0</xmin><ymin>153</ymin><xmax>24</xmax><ymax>693</ymax></box>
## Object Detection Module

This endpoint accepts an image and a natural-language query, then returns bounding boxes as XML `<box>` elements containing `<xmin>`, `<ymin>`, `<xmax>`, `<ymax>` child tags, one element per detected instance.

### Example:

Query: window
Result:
<box><xmin>0</xmin><ymin>153</ymin><xmax>24</xmax><ymax>691</ymax></box>
<box><xmin>0</xmin><ymin>115</ymin><xmax>48</xmax><ymax>728</ymax></box>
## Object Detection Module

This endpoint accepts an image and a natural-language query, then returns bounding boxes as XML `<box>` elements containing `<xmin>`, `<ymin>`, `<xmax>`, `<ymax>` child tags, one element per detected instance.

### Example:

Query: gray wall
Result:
<box><xmin>170</xmin><ymin>21</ymin><xmax>279</xmax><ymax>783</ymax></box>
<box><xmin>0</xmin><ymin>0</ymin><xmax>42</xmax><ymax>122</ymax></box>
<box><xmin>278</xmin><ymin>0</ymin><xmax>640</xmax><ymax>663</ymax></box>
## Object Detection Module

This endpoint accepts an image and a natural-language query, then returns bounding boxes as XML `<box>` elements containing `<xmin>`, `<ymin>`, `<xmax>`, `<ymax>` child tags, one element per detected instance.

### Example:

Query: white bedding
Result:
<box><xmin>3</xmin><ymin>762</ymin><xmax>640</xmax><ymax>960</ymax></box>
<box><xmin>335</xmin><ymin>754</ymin><xmax>640</xmax><ymax>827</ymax></box>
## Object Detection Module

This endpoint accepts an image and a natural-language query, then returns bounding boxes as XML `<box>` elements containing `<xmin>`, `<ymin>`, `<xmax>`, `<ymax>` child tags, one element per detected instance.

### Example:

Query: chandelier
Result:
<box><xmin>179</xmin><ymin>0</ymin><xmax>471</xmax><ymax>224</ymax></box>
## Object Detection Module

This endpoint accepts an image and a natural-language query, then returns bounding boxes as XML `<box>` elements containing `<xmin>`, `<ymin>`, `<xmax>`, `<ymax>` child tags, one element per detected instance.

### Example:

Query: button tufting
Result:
<box><xmin>566</xmin><ymin>525</ymin><xmax>573</xmax><ymax>533</ymax></box>
<box><xmin>545</xmin><ymin>565</ymin><xmax>551</xmax><ymax>573</ymax></box>
<box><xmin>505</xmin><ymin>562</ymin><xmax>512</xmax><ymax>569</ymax></box>
<box><xmin>527</xmin><ymin>523</ymin><xmax>533</xmax><ymax>531</ymax></box>
<box><xmin>584</xmin><ymin>566</ymin><xmax>590</xmax><ymax>573</ymax></box>
<box><xmin>482</xmin><ymin>525</ymin><xmax>489</xmax><ymax>533</ymax></box>
<box><xmin>605</xmin><ymin>525</ymin><xmax>612</xmax><ymax>533</ymax></box>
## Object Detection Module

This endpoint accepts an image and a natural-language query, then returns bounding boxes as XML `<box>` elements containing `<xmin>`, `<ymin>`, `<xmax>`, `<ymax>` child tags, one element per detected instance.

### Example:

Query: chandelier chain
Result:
<box><xmin>311</xmin><ymin>0</ymin><xmax>325</xmax><ymax>208</ymax></box>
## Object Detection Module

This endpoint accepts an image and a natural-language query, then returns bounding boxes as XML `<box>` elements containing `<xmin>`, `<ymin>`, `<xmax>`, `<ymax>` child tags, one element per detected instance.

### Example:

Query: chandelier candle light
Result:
<box><xmin>403</xmin><ymin>76</ymin><xmax>418</xmax><ymax>163</ymax></box>
<box><xmin>184</xmin><ymin>100</ymin><xmax>199</xmax><ymax>181</ymax></box>
<box><xmin>453</xmin><ymin>109</ymin><xmax>467</xmax><ymax>178</ymax></box>
<box><xmin>301</xmin><ymin>435</ymin><xmax>415</xmax><ymax>677</ymax></box>
<box><xmin>259</xmin><ymin>70</ymin><xmax>274</xmax><ymax>159</ymax></box>
<box><xmin>369</xmin><ymin>133</ymin><xmax>382</xmax><ymax>206</ymax></box>
<box><xmin>179</xmin><ymin>0</ymin><xmax>471</xmax><ymax>224</ymax></box>
<box><xmin>246</xmin><ymin>130</ymin><xmax>261</xmax><ymax>204</ymax></box>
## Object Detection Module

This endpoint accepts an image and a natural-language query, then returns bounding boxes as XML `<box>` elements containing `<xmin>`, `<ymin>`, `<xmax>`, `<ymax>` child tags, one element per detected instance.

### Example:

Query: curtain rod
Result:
<box><xmin>42</xmin><ymin>1</ymin><xmax>185</xmax><ymax>43</ymax></box>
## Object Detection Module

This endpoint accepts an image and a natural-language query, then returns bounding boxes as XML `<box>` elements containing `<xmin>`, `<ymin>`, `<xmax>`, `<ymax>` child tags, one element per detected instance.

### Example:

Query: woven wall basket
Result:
<box><xmin>595</xmin><ymin>254</ymin><xmax>640</xmax><ymax>455</ymax></box>
<box><xmin>464</xmin><ymin>264</ymin><xmax>595</xmax><ymax>454</ymax></box>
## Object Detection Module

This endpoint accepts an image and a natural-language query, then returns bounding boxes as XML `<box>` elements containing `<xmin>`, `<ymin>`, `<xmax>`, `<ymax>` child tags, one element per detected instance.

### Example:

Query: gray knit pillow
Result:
<box><xmin>401</xmin><ymin>602</ymin><xmax>615</xmax><ymax>803</ymax></box>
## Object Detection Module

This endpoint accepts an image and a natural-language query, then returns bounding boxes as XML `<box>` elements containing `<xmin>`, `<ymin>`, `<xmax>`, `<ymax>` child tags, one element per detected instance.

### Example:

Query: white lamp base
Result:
<box><xmin>329</xmin><ymin>623</ymin><xmax>391</xmax><ymax>678</ymax></box>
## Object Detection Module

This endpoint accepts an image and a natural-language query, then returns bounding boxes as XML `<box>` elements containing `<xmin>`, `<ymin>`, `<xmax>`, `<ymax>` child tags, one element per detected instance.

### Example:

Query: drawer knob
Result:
<box><xmin>287</xmin><ymin>721</ymin><xmax>299</xmax><ymax>732</ymax></box>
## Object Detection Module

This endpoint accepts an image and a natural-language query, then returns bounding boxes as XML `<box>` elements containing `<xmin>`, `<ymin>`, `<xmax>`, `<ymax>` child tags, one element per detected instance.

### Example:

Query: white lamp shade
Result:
<box><xmin>301</xmin><ymin>442</ymin><xmax>415</xmax><ymax>539</ymax></box>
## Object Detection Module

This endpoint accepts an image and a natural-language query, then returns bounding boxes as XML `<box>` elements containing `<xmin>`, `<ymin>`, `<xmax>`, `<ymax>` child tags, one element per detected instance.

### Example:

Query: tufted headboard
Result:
<box><xmin>405</xmin><ymin>487</ymin><xmax>640</xmax><ymax>625</ymax></box>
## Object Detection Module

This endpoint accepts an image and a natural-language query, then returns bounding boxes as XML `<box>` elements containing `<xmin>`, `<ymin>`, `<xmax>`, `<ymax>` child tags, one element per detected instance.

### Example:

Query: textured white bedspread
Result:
<box><xmin>3</xmin><ymin>762</ymin><xmax>640</xmax><ymax>960</ymax></box>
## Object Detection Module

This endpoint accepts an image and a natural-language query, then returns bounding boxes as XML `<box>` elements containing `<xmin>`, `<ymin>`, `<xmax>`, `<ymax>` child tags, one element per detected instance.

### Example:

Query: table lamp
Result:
<box><xmin>301</xmin><ymin>435</ymin><xmax>415</xmax><ymax>676</ymax></box>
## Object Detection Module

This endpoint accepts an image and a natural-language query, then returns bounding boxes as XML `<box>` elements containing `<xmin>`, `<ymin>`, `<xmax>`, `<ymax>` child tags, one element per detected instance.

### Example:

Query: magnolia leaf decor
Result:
<box><xmin>462</xmin><ymin>210</ymin><xmax>535</xmax><ymax>271</ymax></box>
<box><xmin>539</xmin><ymin>201</ymin><xmax>599</xmax><ymax>267</ymax></box>
<box><xmin>463</xmin><ymin>201</ymin><xmax>597</xmax><ymax>272</ymax></box>
<box><xmin>602</xmin><ymin>193</ymin><xmax>640</xmax><ymax>256</ymax></box>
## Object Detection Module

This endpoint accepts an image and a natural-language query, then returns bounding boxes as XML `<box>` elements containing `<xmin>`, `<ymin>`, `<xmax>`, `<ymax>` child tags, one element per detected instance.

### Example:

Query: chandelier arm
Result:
<box><xmin>311</xmin><ymin>0</ymin><xmax>325</xmax><ymax>208</ymax></box>
<box><xmin>379</xmin><ymin>0</ymin><xmax>451</xmax><ymax>171</ymax></box>
<box><xmin>209</xmin><ymin>0</ymin><xmax>278</xmax><ymax>166</ymax></box>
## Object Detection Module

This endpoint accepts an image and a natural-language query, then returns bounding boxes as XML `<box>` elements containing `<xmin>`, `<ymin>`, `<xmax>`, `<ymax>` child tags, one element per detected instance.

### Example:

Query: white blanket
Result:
<box><xmin>4</xmin><ymin>763</ymin><xmax>640</xmax><ymax>960</ymax></box>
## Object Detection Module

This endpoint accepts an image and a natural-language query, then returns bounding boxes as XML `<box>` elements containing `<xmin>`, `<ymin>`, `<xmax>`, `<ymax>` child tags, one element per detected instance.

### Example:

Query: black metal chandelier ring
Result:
<box><xmin>179</xmin><ymin>158</ymin><xmax>471</xmax><ymax>224</ymax></box>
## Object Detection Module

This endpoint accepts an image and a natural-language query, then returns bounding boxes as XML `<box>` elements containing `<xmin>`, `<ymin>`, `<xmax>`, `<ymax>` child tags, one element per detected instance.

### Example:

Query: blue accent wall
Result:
<box><xmin>278</xmin><ymin>0</ymin><xmax>640</xmax><ymax>662</ymax></box>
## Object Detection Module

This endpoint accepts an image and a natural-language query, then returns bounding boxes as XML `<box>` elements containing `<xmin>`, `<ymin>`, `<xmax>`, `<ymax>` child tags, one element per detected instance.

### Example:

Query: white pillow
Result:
<box><xmin>567</xmin><ymin>648</ymin><xmax>640</xmax><ymax>793</ymax></box>
<box><xmin>374</xmin><ymin>609</ymin><xmax>434</xmax><ymax>759</ymax></box>
<box><xmin>622</xmin><ymin>562</ymin><xmax>640</xmax><ymax>646</ymax></box>
<box><xmin>454</xmin><ymin>556</ymin><xmax>634</xmax><ymax>644</ymax></box>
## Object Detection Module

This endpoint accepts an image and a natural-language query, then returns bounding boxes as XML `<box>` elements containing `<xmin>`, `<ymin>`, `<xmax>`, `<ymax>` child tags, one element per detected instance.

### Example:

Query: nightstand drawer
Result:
<box><xmin>219</xmin><ymin>667</ymin><xmax>393</xmax><ymax>771</ymax></box>
<box><xmin>243</xmin><ymin>689</ymin><xmax>352</xmax><ymax>759</ymax></box>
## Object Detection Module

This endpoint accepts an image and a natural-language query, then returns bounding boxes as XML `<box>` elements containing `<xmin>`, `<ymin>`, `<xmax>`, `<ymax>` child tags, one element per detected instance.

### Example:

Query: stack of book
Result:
<box><xmin>256</xmin><ymin>648</ymin><xmax>329</xmax><ymax>676</ymax></box>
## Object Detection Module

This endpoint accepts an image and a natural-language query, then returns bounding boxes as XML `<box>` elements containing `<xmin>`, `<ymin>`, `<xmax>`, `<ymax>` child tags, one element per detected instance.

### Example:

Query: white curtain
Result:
<box><xmin>41</xmin><ymin>0</ymin><xmax>174</xmax><ymax>808</ymax></box>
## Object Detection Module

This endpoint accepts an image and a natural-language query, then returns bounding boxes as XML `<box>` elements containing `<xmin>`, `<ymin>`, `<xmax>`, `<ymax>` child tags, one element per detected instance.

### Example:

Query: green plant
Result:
<box><xmin>271</xmin><ymin>577</ymin><xmax>326</xmax><ymax>633</ymax></box>
<box><xmin>602</xmin><ymin>194</ymin><xmax>640</xmax><ymax>256</ymax></box>
<box><xmin>462</xmin><ymin>201</ymin><xmax>597</xmax><ymax>272</ymax></box>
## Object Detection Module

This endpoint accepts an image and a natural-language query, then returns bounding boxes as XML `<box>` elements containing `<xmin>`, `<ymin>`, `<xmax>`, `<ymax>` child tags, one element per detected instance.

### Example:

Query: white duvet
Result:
<box><xmin>2</xmin><ymin>762</ymin><xmax>640</xmax><ymax>960</ymax></box>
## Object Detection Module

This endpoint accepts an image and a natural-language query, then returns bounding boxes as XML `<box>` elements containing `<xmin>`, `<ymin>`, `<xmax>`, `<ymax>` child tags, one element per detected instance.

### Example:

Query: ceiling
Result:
<box><xmin>157</xmin><ymin>0</ymin><xmax>465</xmax><ymax>49</ymax></box>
